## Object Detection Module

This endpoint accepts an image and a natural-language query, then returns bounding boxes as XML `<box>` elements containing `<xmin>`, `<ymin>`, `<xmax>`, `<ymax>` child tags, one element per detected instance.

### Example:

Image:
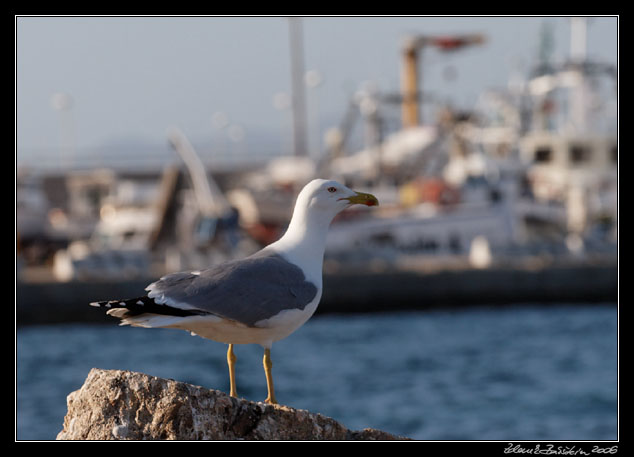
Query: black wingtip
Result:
<box><xmin>89</xmin><ymin>296</ymin><xmax>207</xmax><ymax>318</ymax></box>
<box><xmin>89</xmin><ymin>300</ymin><xmax>117</xmax><ymax>308</ymax></box>
<box><xmin>89</xmin><ymin>297</ymin><xmax>147</xmax><ymax>310</ymax></box>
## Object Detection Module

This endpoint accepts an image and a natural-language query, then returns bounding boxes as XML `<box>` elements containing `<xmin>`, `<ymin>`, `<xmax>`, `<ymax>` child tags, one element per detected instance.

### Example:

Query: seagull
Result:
<box><xmin>90</xmin><ymin>179</ymin><xmax>378</xmax><ymax>405</ymax></box>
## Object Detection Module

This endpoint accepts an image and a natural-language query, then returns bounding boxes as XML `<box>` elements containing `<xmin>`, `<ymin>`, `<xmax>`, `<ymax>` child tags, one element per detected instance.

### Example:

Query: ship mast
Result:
<box><xmin>288</xmin><ymin>17</ymin><xmax>309</xmax><ymax>157</ymax></box>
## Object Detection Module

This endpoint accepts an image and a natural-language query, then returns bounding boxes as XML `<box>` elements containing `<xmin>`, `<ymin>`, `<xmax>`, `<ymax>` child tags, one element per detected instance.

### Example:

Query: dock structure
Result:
<box><xmin>16</xmin><ymin>262</ymin><xmax>617</xmax><ymax>326</ymax></box>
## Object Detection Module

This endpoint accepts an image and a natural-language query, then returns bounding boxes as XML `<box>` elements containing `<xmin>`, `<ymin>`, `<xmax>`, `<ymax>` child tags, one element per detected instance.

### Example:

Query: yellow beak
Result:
<box><xmin>339</xmin><ymin>191</ymin><xmax>379</xmax><ymax>207</ymax></box>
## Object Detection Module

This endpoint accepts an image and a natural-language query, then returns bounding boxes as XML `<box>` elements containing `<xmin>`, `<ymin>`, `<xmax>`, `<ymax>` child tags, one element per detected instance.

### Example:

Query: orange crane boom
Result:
<box><xmin>401</xmin><ymin>33</ymin><xmax>486</xmax><ymax>128</ymax></box>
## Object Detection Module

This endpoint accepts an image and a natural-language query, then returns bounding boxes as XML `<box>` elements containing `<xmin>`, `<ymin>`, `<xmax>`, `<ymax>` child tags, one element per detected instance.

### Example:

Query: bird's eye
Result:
<box><xmin>327</xmin><ymin>186</ymin><xmax>337</xmax><ymax>193</ymax></box>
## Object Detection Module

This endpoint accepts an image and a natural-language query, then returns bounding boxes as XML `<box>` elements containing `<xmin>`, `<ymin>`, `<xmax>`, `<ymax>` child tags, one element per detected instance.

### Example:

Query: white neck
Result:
<box><xmin>264</xmin><ymin>202</ymin><xmax>336</xmax><ymax>287</ymax></box>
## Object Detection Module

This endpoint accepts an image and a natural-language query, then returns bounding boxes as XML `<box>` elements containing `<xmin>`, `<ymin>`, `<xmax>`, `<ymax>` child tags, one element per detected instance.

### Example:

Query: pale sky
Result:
<box><xmin>16</xmin><ymin>16</ymin><xmax>618</xmax><ymax>163</ymax></box>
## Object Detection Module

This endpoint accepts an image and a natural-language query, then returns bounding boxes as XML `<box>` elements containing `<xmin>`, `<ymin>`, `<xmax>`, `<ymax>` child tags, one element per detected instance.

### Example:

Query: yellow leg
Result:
<box><xmin>227</xmin><ymin>344</ymin><xmax>238</xmax><ymax>398</ymax></box>
<box><xmin>263</xmin><ymin>348</ymin><xmax>278</xmax><ymax>404</ymax></box>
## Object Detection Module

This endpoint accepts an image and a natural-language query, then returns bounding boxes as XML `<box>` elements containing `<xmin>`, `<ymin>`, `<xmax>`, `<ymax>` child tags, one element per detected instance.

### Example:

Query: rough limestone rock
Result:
<box><xmin>57</xmin><ymin>368</ymin><xmax>409</xmax><ymax>440</ymax></box>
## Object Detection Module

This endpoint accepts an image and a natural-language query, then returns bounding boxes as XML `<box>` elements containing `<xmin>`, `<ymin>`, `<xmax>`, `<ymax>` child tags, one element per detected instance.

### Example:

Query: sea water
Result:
<box><xmin>16</xmin><ymin>304</ymin><xmax>618</xmax><ymax>440</ymax></box>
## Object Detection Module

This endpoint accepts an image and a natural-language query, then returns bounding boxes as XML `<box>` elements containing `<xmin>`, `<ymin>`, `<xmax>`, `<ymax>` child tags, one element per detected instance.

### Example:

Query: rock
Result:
<box><xmin>57</xmin><ymin>368</ymin><xmax>409</xmax><ymax>441</ymax></box>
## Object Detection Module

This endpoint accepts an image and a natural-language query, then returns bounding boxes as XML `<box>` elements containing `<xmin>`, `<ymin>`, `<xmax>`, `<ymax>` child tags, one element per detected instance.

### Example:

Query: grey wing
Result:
<box><xmin>145</xmin><ymin>252</ymin><xmax>318</xmax><ymax>327</ymax></box>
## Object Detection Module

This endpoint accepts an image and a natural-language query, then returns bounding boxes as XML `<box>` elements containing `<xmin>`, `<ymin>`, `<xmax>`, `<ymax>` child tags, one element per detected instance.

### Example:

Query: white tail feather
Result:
<box><xmin>118</xmin><ymin>314</ymin><xmax>189</xmax><ymax>329</ymax></box>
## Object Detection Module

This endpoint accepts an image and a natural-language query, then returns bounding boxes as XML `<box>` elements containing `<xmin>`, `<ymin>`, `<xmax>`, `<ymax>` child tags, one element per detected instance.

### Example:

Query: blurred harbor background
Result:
<box><xmin>16</xmin><ymin>16</ymin><xmax>618</xmax><ymax>441</ymax></box>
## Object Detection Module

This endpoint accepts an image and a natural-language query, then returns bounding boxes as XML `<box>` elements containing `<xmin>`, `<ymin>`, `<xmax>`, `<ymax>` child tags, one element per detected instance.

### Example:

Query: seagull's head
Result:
<box><xmin>280</xmin><ymin>179</ymin><xmax>379</xmax><ymax>249</ymax></box>
<box><xmin>297</xmin><ymin>179</ymin><xmax>379</xmax><ymax>221</ymax></box>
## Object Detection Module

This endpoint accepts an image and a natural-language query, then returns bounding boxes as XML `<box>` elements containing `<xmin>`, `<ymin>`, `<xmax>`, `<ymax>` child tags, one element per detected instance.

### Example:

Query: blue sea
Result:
<box><xmin>16</xmin><ymin>304</ymin><xmax>618</xmax><ymax>441</ymax></box>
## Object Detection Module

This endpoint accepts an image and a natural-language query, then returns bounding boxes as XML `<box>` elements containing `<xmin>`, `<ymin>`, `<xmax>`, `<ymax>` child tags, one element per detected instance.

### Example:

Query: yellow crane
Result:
<box><xmin>401</xmin><ymin>33</ymin><xmax>486</xmax><ymax>128</ymax></box>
